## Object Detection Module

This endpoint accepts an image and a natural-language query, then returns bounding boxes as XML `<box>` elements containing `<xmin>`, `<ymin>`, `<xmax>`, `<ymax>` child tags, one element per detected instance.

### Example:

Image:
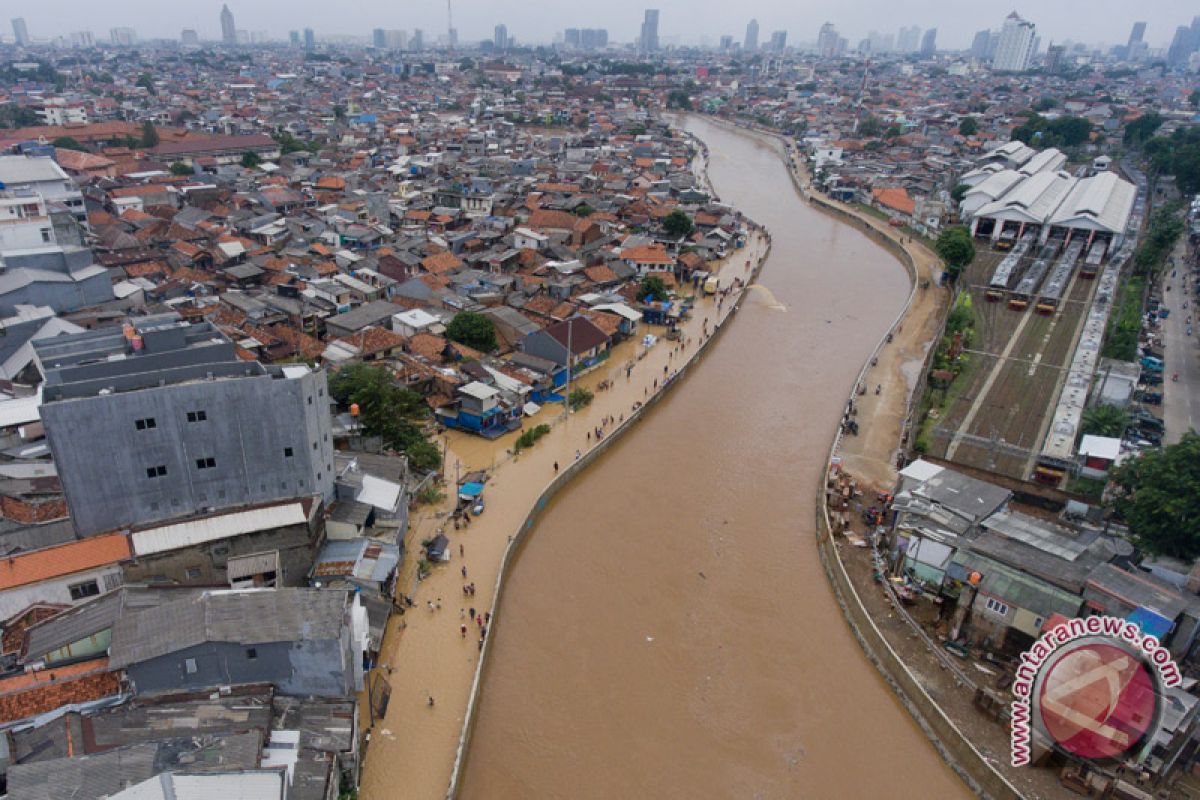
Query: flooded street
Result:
<box><xmin>457</xmin><ymin>120</ymin><xmax>969</xmax><ymax>798</ymax></box>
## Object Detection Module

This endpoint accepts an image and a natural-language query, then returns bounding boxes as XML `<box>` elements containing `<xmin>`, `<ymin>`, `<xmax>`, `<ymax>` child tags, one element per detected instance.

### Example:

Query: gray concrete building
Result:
<box><xmin>35</xmin><ymin>314</ymin><xmax>335</xmax><ymax>536</ymax></box>
<box><xmin>0</xmin><ymin>246</ymin><xmax>113</xmax><ymax>316</ymax></box>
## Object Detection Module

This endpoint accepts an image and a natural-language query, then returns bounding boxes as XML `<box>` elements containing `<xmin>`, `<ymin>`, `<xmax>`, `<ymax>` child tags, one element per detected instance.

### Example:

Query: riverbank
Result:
<box><xmin>356</xmin><ymin>187</ymin><xmax>771</xmax><ymax>798</ymax></box>
<box><xmin>700</xmin><ymin>117</ymin><xmax>1032</xmax><ymax>798</ymax></box>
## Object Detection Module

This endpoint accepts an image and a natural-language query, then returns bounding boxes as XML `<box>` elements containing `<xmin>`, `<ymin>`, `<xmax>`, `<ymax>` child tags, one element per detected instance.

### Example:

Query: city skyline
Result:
<box><xmin>4</xmin><ymin>1</ymin><xmax>1194</xmax><ymax>51</ymax></box>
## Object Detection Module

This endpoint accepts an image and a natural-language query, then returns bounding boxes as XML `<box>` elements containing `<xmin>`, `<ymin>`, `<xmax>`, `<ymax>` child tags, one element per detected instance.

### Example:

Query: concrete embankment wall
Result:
<box><xmin>444</xmin><ymin>223</ymin><xmax>773</xmax><ymax>799</ymax></box>
<box><xmin>700</xmin><ymin>115</ymin><xmax>1022</xmax><ymax>800</ymax></box>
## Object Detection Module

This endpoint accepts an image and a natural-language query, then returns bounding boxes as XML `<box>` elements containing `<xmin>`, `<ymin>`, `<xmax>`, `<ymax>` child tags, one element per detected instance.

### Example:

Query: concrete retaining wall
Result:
<box><xmin>703</xmin><ymin>116</ymin><xmax>1023</xmax><ymax>799</ymax></box>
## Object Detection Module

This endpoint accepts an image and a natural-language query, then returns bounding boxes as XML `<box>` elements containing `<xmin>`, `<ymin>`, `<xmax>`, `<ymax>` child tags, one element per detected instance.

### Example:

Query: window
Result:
<box><xmin>195</xmin><ymin>457</ymin><xmax>216</xmax><ymax>470</ymax></box>
<box><xmin>69</xmin><ymin>580</ymin><xmax>100</xmax><ymax>601</ymax></box>
<box><xmin>246</xmin><ymin>648</ymin><xmax>258</xmax><ymax>660</ymax></box>
<box><xmin>184</xmin><ymin>567</ymin><xmax>202</xmax><ymax>580</ymax></box>
<box><xmin>40</xmin><ymin>228</ymin><xmax>52</xmax><ymax>243</ymax></box>
<box><xmin>186</xmin><ymin>410</ymin><xmax>207</xmax><ymax>423</ymax></box>
<box><xmin>284</xmin><ymin>447</ymin><xmax>294</xmax><ymax>458</ymax></box>
<box><xmin>984</xmin><ymin>597</ymin><xmax>1010</xmax><ymax>616</ymax></box>
<box><xmin>312</xmin><ymin>442</ymin><xmax>317</xmax><ymax>450</ymax></box>
<box><xmin>307</xmin><ymin>396</ymin><xmax>313</xmax><ymax>405</ymax></box>
<box><xmin>146</xmin><ymin>465</ymin><xmax>167</xmax><ymax>479</ymax></box>
<box><xmin>184</xmin><ymin>658</ymin><xmax>197</xmax><ymax>674</ymax></box>
<box><xmin>135</xmin><ymin>417</ymin><xmax>157</xmax><ymax>431</ymax></box>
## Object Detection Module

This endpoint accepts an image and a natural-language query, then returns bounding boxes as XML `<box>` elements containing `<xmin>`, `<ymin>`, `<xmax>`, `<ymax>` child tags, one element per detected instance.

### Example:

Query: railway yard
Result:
<box><xmin>925</xmin><ymin>241</ymin><xmax>1104</xmax><ymax>481</ymax></box>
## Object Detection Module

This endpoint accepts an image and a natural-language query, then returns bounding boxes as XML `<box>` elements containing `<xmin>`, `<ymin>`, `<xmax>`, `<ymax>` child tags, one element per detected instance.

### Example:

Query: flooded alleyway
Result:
<box><xmin>456</xmin><ymin>120</ymin><xmax>969</xmax><ymax>797</ymax></box>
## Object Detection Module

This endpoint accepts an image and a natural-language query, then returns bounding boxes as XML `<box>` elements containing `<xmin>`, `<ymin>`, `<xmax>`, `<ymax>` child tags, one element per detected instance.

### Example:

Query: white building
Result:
<box><xmin>992</xmin><ymin>12</ymin><xmax>1036</xmax><ymax>72</ymax></box>
<box><xmin>0</xmin><ymin>194</ymin><xmax>55</xmax><ymax>251</ymax></box>
<box><xmin>0</xmin><ymin>155</ymin><xmax>86</xmax><ymax>222</ymax></box>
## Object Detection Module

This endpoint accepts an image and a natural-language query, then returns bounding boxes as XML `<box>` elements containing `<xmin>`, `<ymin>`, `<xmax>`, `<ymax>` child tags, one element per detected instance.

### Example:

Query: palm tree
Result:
<box><xmin>1080</xmin><ymin>404</ymin><xmax>1129</xmax><ymax>440</ymax></box>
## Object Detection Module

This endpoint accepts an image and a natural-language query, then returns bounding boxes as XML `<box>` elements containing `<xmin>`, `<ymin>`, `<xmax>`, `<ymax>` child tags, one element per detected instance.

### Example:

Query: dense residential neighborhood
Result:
<box><xmin>0</xmin><ymin>5</ymin><xmax>1199</xmax><ymax>799</ymax></box>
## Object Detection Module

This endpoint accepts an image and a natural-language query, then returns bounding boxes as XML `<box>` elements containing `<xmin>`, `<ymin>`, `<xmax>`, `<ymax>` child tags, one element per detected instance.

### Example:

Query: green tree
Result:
<box><xmin>1124</xmin><ymin>112</ymin><xmax>1163</xmax><ymax>146</ymax></box>
<box><xmin>1109</xmin><ymin>433</ymin><xmax>1200</xmax><ymax>559</ymax></box>
<box><xmin>568</xmin><ymin>387</ymin><xmax>594</xmax><ymax>411</ymax></box>
<box><xmin>328</xmin><ymin>364</ymin><xmax>439</xmax><ymax>471</ymax></box>
<box><xmin>140</xmin><ymin>121</ymin><xmax>159</xmax><ymax>148</ymax></box>
<box><xmin>1080</xmin><ymin>404</ymin><xmax>1129</xmax><ymax>439</ymax></box>
<box><xmin>1033</xmin><ymin>96</ymin><xmax>1058</xmax><ymax>112</ymax></box>
<box><xmin>958</xmin><ymin>117</ymin><xmax>978</xmax><ymax>136</ymax></box>
<box><xmin>169</xmin><ymin>161</ymin><xmax>193</xmax><ymax>176</ymax></box>
<box><xmin>667</xmin><ymin>90</ymin><xmax>692</xmax><ymax>110</ymax></box>
<box><xmin>662</xmin><ymin>209</ymin><xmax>694</xmax><ymax>238</ymax></box>
<box><xmin>241</xmin><ymin>151</ymin><xmax>262</xmax><ymax>168</ymax></box>
<box><xmin>51</xmin><ymin>136</ymin><xmax>88</xmax><ymax>151</ymax></box>
<box><xmin>885</xmin><ymin>124</ymin><xmax>903</xmax><ymax>139</ymax></box>
<box><xmin>1191</xmin><ymin>90</ymin><xmax>1200</xmax><ymax>109</ymax></box>
<box><xmin>935</xmin><ymin>226</ymin><xmax>976</xmax><ymax>281</ymax></box>
<box><xmin>857</xmin><ymin>114</ymin><xmax>883</xmax><ymax>137</ymax></box>
<box><xmin>950</xmin><ymin>183</ymin><xmax>970</xmax><ymax>204</ymax></box>
<box><xmin>445</xmin><ymin>312</ymin><xmax>497</xmax><ymax>352</ymax></box>
<box><xmin>136</xmin><ymin>73</ymin><xmax>156</xmax><ymax>94</ymax></box>
<box><xmin>638</xmin><ymin>274</ymin><xmax>669</xmax><ymax>302</ymax></box>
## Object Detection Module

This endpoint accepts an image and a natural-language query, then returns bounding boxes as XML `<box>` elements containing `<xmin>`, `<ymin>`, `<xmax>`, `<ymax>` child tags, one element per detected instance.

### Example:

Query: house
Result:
<box><xmin>0</xmin><ymin>533</ymin><xmax>130</xmax><ymax>622</ymax></box>
<box><xmin>513</xmin><ymin>227</ymin><xmax>548</xmax><ymax>251</ymax></box>
<box><xmin>519</xmin><ymin>316</ymin><xmax>610</xmax><ymax>371</ymax></box>
<box><xmin>435</xmin><ymin>380</ymin><xmax>522</xmax><ymax>438</ymax></box>
<box><xmin>324</xmin><ymin>300</ymin><xmax>403</xmax><ymax>339</ymax></box>
<box><xmin>1078</xmin><ymin>434</ymin><xmax>1121</xmax><ymax>478</ymax></box>
<box><xmin>108</xmin><ymin>587</ymin><xmax>368</xmax><ymax>698</ymax></box>
<box><xmin>620</xmin><ymin>243</ymin><xmax>675</xmax><ymax>275</ymax></box>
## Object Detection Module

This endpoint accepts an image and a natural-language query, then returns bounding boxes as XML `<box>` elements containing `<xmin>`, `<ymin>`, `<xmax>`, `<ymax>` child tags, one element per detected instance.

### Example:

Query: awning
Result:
<box><xmin>1128</xmin><ymin>607</ymin><xmax>1173</xmax><ymax>640</ymax></box>
<box><xmin>458</xmin><ymin>482</ymin><xmax>485</xmax><ymax>498</ymax></box>
<box><xmin>227</xmin><ymin>550</ymin><xmax>280</xmax><ymax>580</ymax></box>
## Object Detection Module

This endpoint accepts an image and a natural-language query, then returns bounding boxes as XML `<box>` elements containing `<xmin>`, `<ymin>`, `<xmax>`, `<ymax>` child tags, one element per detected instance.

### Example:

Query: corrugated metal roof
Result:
<box><xmin>110</xmin><ymin>769</ymin><xmax>286</xmax><ymax>800</ymax></box>
<box><xmin>131</xmin><ymin>503</ymin><xmax>307</xmax><ymax>557</ymax></box>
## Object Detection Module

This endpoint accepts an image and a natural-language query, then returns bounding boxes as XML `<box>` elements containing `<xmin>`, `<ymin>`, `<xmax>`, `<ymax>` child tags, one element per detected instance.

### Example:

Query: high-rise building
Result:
<box><xmin>969</xmin><ymin>29</ymin><xmax>992</xmax><ymax>59</ymax></box>
<box><xmin>70</xmin><ymin>30</ymin><xmax>95</xmax><ymax>48</ymax></box>
<box><xmin>640</xmin><ymin>9</ymin><xmax>659</xmax><ymax>52</ymax></box>
<box><xmin>992</xmin><ymin>12</ymin><xmax>1036</xmax><ymax>72</ymax></box>
<box><xmin>494</xmin><ymin>24</ymin><xmax>508</xmax><ymax>50</ymax></box>
<box><xmin>372</xmin><ymin>28</ymin><xmax>386</xmax><ymax>49</ymax></box>
<box><xmin>769</xmin><ymin>30</ymin><xmax>787</xmax><ymax>52</ymax></box>
<box><xmin>411</xmin><ymin>29</ymin><xmax>423</xmax><ymax>51</ymax></box>
<box><xmin>1044</xmin><ymin>43</ymin><xmax>1066</xmax><ymax>73</ymax></box>
<box><xmin>181</xmin><ymin>29</ymin><xmax>200</xmax><ymax>46</ymax></box>
<box><xmin>920</xmin><ymin>28</ymin><xmax>937</xmax><ymax>56</ymax></box>
<box><xmin>1127</xmin><ymin>21</ymin><xmax>1147</xmax><ymax>50</ymax></box>
<box><xmin>110</xmin><ymin>27</ymin><xmax>137</xmax><ymax>47</ymax></box>
<box><xmin>11</xmin><ymin>18</ymin><xmax>29</xmax><ymax>46</ymax></box>
<box><xmin>564</xmin><ymin>28</ymin><xmax>580</xmax><ymax>48</ymax></box>
<box><xmin>35</xmin><ymin>315</ymin><xmax>336</xmax><ymax>537</ymax></box>
<box><xmin>719</xmin><ymin>34</ymin><xmax>733</xmax><ymax>51</ymax></box>
<box><xmin>1167</xmin><ymin>19</ymin><xmax>1200</xmax><ymax>66</ymax></box>
<box><xmin>817</xmin><ymin>22</ymin><xmax>839</xmax><ymax>57</ymax></box>
<box><xmin>289</xmin><ymin>30</ymin><xmax>300</xmax><ymax>46</ymax></box>
<box><xmin>744</xmin><ymin>19</ymin><xmax>759</xmax><ymax>51</ymax></box>
<box><xmin>220</xmin><ymin>4</ymin><xmax>236</xmax><ymax>44</ymax></box>
<box><xmin>581</xmin><ymin>28</ymin><xmax>607</xmax><ymax>49</ymax></box>
<box><xmin>303</xmin><ymin>27</ymin><xmax>315</xmax><ymax>50</ymax></box>
<box><xmin>448</xmin><ymin>28</ymin><xmax>458</xmax><ymax>48</ymax></box>
<box><xmin>897</xmin><ymin>26</ymin><xmax>921</xmax><ymax>53</ymax></box>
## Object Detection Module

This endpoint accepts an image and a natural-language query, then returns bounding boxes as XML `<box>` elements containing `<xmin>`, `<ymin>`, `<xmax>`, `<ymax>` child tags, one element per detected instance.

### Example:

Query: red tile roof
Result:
<box><xmin>0</xmin><ymin>533</ymin><xmax>130</xmax><ymax>591</ymax></box>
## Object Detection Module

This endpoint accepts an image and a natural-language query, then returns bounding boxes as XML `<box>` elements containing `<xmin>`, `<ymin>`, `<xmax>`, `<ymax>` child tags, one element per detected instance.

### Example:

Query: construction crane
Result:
<box><xmin>446</xmin><ymin>0</ymin><xmax>454</xmax><ymax>52</ymax></box>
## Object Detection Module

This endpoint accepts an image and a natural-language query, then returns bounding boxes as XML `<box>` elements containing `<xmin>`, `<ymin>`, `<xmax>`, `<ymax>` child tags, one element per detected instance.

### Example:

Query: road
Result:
<box><xmin>1162</xmin><ymin>239</ymin><xmax>1199</xmax><ymax>444</ymax></box>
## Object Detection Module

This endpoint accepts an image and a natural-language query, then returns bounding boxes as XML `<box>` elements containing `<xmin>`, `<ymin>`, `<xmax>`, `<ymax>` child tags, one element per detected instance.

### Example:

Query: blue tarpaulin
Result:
<box><xmin>1128</xmin><ymin>607</ymin><xmax>1173</xmax><ymax>640</ymax></box>
<box><xmin>458</xmin><ymin>482</ymin><xmax>485</xmax><ymax>498</ymax></box>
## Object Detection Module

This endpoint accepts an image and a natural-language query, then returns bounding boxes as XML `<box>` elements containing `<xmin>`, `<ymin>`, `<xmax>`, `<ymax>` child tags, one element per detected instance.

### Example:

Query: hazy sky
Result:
<box><xmin>12</xmin><ymin>1</ymin><xmax>1196</xmax><ymax>51</ymax></box>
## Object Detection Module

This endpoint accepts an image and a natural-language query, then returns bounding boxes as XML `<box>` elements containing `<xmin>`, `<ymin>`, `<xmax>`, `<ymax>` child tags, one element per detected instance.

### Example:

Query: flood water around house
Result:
<box><xmin>458</xmin><ymin>118</ymin><xmax>969</xmax><ymax>799</ymax></box>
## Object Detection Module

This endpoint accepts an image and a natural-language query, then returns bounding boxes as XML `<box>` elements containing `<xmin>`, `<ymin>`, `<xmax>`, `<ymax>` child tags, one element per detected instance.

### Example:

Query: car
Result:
<box><xmin>1140</xmin><ymin>392</ymin><xmax>1163</xmax><ymax>405</ymax></box>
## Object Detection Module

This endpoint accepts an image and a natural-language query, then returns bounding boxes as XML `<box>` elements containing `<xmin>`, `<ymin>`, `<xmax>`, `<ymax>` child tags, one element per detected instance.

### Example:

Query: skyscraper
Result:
<box><xmin>303</xmin><ymin>27</ymin><xmax>315</xmax><ymax>50</ymax></box>
<box><xmin>640</xmin><ymin>9</ymin><xmax>659</xmax><ymax>52</ymax></box>
<box><xmin>817</xmin><ymin>22</ymin><xmax>840</xmax><ymax>57</ymax></box>
<box><xmin>719</xmin><ymin>35</ymin><xmax>733</xmax><ymax>51</ymax></box>
<box><xmin>11</xmin><ymin>18</ymin><xmax>29</xmax><ymax>46</ymax></box>
<box><xmin>220</xmin><ymin>5</ymin><xmax>236</xmax><ymax>44</ymax></box>
<box><xmin>494</xmin><ymin>24</ymin><xmax>508</xmax><ymax>50</ymax></box>
<box><xmin>372</xmin><ymin>28</ymin><xmax>387</xmax><ymax>49</ymax></box>
<box><xmin>920</xmin><ymin>28</ymin><xmax>937</xmax><ymax>56</ymax></box>
<box><xmin>897</xmin><ymin>26</ymin><xmax>921</xmax><ymax>53</ymax></box>
<box><xmin>181</xmin><ymin>29</ymin><xmax>200</xmax><ymax>46</ymax></box>
<box><xmin>289</xmin><ymin>30</ymin><xmax>300</xmax><ymax>46</ymax></box>
<box><xmin>969</xmin><ymin>30</ymin><xmax>992</xmax><ymax>60</ymax></box>
<box><xmin>110</xmin><ymin>27</ymin><xmax>137</xmax><ymax>46</ymax></box>
<box><xmin>769</xmin><ymin>30</ymin><xmax>787</xmax><ymax>52</ymax></box>
<box><xmin>1127</xmin><ymin>21</ymin><xmax>1147</xmax><ymax>49</ymax></box>
<box><xmin>411</xmin><ymin>29</ymin><xmax>423</xmax><ymax>51</ymax></box>
<box><xmin>744</xmin><ymin>19</ymin><xmax>759</xmax><ymax>52</ymax></box>
<box><xmin>992</xmin><ymin>12</ymin><xmax>1036</xmax><ymax>72</ymax></box>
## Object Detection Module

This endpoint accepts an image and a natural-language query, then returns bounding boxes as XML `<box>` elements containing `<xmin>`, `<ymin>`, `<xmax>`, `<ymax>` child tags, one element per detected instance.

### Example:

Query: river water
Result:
<box><xmin>458</xmin><ymin>118</ymin><xmax>969</xmax><ymax>799</ymax></box>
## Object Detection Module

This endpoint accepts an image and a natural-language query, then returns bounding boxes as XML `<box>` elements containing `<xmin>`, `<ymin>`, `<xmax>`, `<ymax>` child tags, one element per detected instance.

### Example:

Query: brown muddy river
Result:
<box><xmin>458</xmin><ymin>118</ymin><xmax>969</xmax><ymax>798</ymax></box>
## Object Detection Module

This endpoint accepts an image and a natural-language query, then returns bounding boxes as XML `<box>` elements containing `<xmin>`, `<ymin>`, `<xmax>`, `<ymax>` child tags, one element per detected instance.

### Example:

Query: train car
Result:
<box><xmin>1009</xmin><ymin>240</ymin><xmax>1061</xmax><ymax>311</ymax></box>
<box><xmin>985</xmin><ymin>232</ymin><xmax>1035</xmax><ymax>302</ymax></box>
<box><xmin>1081</xmin><ymin>239</ymin><xmax>1106</xmax><ymax>279</ymax></box>
<box><xmin>1035</xmin><ymin>240</ymin><xmax>1085</xmax><ymax>315</ymax></box>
